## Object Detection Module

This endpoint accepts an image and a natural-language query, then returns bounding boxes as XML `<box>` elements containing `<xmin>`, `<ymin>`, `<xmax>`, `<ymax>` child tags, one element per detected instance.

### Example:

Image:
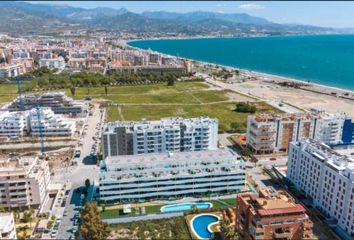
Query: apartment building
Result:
<box><xmin>247</xmin><ymin>112</ymin><xmax>352</xmax><ymax>154</ymax></box>
<box><xmin>0</xmin><ymin>111</ymin><xmax>27</xmax><ymax>138</ymax></box>
<box><xmin>102</xmin><ymin>116</ymin><xmax>218</xmax><ymax>158</ymax></box>
<box><xmin>0</xmin><ymin>64</ymin><xmax>21</xmax><ymax>78</ymax></box>
<box><xmin>38</xmin><ymin>57</ymin><xmax>65</xmax><ymax>70</ymax></box>
<box><xmin>0</xmin><ymin>212</ymin><xmax>17</xmax><ymax>239</ymax></box>
<box><xmin>236</xmin><ymin>187</ymin><xmax>315</xmax><ymax>240</ymax></box>
<box><xmin>99</xmin><ymin>149</ymin><xmax>245</xmax><ymax>203</ymax></box>
<box><xmin>4</xmin><ymin>92</ymin><xmax>84</xmax><ymax>116</ymax></box>
<box><xmin>0</xmin><ymin>156</ymin><xmax>50</xmax><ymax>210</ymax></box>
<box><xmin>287</xmin><ymin>139</ymin><xmax>354</xmax><ymax>238</ymax></box>
<box><xmin>27</xmin><ymin>108</ymin><xmax>74</xmax><ymax>137</ymax></box>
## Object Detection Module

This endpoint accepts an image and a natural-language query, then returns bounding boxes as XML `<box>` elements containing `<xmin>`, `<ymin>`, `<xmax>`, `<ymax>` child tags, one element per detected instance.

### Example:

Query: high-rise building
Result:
<box><xmin>236</xmin><ymin>187</ymin><xmax>315</xmax><ymax>240</ymax></box>
<box><xmin>101</xmin><ymin>116</ymin><xmax>218</xmax><ymax>158</ymax></box>
<box><xmin>0</xmin><ymin>212</ymin><xmax>17</xmax><ymax>239</ymax></box>
<box><xmin>99</xmin><ymin>149</ymin><xmax>245</xmax><ymax>203</ymax></box>
<box><xmin>0</xmin><ymin>156</ymin><xmax>50</xmax><ymax>210</ymax></box>
<box><xmin>247</xmin><ymin>112</ymin><xmax>353</xmax><ymax>154</ymax></box>
<box><xmin>287</xmin><ymin>139</ymin><xmax>354</xmax><ymax>238</ymax></box>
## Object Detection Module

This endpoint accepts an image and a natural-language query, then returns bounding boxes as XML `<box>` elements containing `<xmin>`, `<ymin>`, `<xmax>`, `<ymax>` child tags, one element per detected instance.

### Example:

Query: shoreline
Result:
<box><xmin>126</xmin><ymin>40</ymin><xmax>354</xmax><ymax>95</ymax></box>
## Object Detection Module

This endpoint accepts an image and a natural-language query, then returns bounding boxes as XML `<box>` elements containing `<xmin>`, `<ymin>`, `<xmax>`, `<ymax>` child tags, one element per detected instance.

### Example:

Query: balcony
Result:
<box><xmin>273</xmin><ymin>230</ymin><xmax>292</xmax><ymax>239</ymax></box>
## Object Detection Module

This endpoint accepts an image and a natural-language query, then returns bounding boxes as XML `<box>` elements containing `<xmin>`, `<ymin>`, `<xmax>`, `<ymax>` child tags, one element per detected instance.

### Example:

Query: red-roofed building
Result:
<box><xmin>236</xmin><ymin>187</ymin><xmax>315</xmax><ymax>240</ymax></box>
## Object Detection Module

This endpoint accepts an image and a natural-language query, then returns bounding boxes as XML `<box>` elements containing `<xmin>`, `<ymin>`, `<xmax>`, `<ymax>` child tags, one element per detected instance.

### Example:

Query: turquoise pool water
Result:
<box><xmin>160</xmin><ymin>202</ymin><xmax>212</xmax><ymax>213</ymax></box>
<box><xmin>191</xmin><ymin>214</ymin><xmax>219</xmax><ymax>239</ymax></box>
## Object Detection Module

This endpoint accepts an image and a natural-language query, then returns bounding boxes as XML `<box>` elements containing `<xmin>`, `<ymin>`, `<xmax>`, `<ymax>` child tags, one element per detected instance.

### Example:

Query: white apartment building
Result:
<box><xmin>0</xmin><ymin>111</ymin><xmax>27</xmax><ymax>138</ymax></box>
<box><xmin>0</xmin><ymin>212</ymin><xmax>17</xmax><ymax>239</ymax></box>
<box><xmin>287</xmin><ymin>140</ymin><xmax>354</xmax><ymax>238</ymax></box>
<box><xmin>0</xmin><ymin>156</ymin><xmax>50</xmax><ymax>210</ymax></box>
<box><xmin>99</xmin><ymin>149</ymin><xmax>245</xmax><ymax>203</ymax></box>
<box><xmin>38</xmin><ymin>57</ymin><xmax>65</xmax><ymax>70</ymax></box>
<box><xmin>4</xmin><ymin>92</ymin><xmax>84</xmax><ymax>116</ymax></box>
<box><xmin>247</xmin><ymin>112</ymin><xmax>351</xmax><ymax>154</ymax></box>
<box><xmin>27</xmin><ymin>108</ymin><xmax>74</xmax><ymax>137</ymax></box>
<box><xmin>0</xmin><ymin>64</ymin><xmax>21</xmax><ymax>78</ymax></box>
<box><xmin>102</xmin><ymin>116</ymin><xmax>218</xmax><ymax>158</ymax></box>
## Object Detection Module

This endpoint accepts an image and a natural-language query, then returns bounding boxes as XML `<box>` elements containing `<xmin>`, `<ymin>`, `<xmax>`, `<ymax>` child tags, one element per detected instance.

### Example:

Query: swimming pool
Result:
<box><xmin>160</xmin><ymin>202</ymin><xmax>212</xmax><ymax>213</ymax></box>
<box><xmin>191</xmin><ymin>214</ymin><xmax>220</xmax><ymax>239</ymax></box>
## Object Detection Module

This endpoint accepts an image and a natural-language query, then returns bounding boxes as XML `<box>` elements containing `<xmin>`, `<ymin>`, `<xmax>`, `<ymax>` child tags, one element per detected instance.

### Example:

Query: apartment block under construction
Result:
<box><xmin>236</xmin><ymin>187</ymin><xmax>315</xmax><ymax>240</ymax></box>
<box><xmin>246</xmin><ymin>112</ymin><xmax>353</xmax><ymax>154</ymax></box>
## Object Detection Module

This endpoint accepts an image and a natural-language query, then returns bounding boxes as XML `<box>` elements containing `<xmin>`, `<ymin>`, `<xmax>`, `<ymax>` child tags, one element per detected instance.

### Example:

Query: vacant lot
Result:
<box><xmin>0</xmin><ymin>82</ymin><xmax>280</xmax><ymax>132</ymax></box>
<box><xmin>109</xmin><ymin>217</ymin><xmax>191</xmax><ymax>240</ymax></box>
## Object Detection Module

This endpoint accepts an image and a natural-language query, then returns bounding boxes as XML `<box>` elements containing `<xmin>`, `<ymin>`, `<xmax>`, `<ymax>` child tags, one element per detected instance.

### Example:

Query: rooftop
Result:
<box><xmin>105</xmin><ymin>149</ymin><xmax>238</xmax><ymax>166</ymax></box>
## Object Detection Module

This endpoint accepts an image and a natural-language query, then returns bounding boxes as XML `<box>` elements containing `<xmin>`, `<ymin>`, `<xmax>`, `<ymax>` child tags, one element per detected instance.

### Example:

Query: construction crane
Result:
<box><xmin>15</xmin><ymin>76</ymin><xmax>24</xmax><ymax>111</ymax></box>
<box><xmin>36</xmin><ymin>98</ymin><xmax>45</xmax><ymax>153</ymax></box>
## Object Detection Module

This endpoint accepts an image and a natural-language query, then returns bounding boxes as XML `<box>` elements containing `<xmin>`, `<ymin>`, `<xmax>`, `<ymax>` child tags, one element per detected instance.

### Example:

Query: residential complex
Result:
<box><xmin>0</xmin><ymin>156</ymin><xmax>50</xmax><ymax>210</ymax></box>
<box><xmin>247</xmin><ymin>112</ymin><xmax>353</xmax><ymax>154</ymax></box>
<box><xmin>0</xmin><ymin>212</ymin><xmax>17</xmax><ymax>239</ymax></box>
<box><xmin>27</xmin><ymin>108</ymin><xmax>74</xmax><ymax>137</ymax></box>
<box><xmin>101</xmin><ymin>116</ymin><xmax>218</xmax><ymax>158</ymax></box>
<box><xmin>287</xmin><ymin>139</ymin><xmax>354</xmax><ymax>238</ymax></box>
<box><xmin>0</xmin><ymin>108</ymin><xmax>74</xmax><ymax>138</ymax></box>
<box><xmin>0</xmin><ymin>111</ymin><xmax>27</xmax><ymax>138</ymax></box>
<box><xmin>236</xmin><ymin>187</ymin><xmax>315</xmax><ymax>240</ymax></box>
<box><xmin>4</xmin><ymin>92</ymin><xmax>84</xmax><ymax>116</ymax></box>
<box><xmin>38</xmin><ymin>57</ymin><xmax>66</xmax><ymax>70</ymax></box>
<box><xmin>99</xmin><ymin>149</ymin><xmax>245</xmax><ymax>203</ymax></box>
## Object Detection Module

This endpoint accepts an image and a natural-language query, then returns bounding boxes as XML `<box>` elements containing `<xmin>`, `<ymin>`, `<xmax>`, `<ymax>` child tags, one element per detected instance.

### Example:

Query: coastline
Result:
<box><xmin>126</xmin><ymin>40</ymin><xmax>354</xmax><ymax>95</ymax></box>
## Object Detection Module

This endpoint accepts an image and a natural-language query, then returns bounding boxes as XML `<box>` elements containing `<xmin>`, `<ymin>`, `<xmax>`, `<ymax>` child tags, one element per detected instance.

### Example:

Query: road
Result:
<box><xmin>54</xmin><ymin>102</ymin><xmax>104</xmax><ymax>239</ymax></box>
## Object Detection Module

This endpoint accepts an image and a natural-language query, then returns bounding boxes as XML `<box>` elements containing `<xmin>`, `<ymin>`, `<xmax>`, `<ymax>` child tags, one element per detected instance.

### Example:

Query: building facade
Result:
<box><xmin>0</xmin><ymin>111</ymin><xmax>27</xmax><ymax>138</ymax></box>
<box><xmin>38</xmin><ymin>57</ymin><xmax>65</xmax><ymax>70</ymax></box>
<box><xmin>247</xmin><ymin>112</ymin><xmax>353</xmax><ymax>154</ymax></box>
<box><xmin>102</xmin><ymin>117</ymin><xmax>219</xmax><ymax>158</ymax></box>
<box><xmin>287</xmin><ymin>140</ymin><xmax>354</xmax><ymax>238</ymax></box>
<box><xmin>99</xmin><ymin>149</ymin><xmax>245</xmax><ymax>203</ymax></box>
<box><xmin>0</xmin><ymin>156</ymin><xmax>50</xmax><ymax>210</ymax></box>
<box><xmin>0</xmin><ymin>212</ymin><xmax>17</xmax><ymax>239</ymax></box>
<box><xmin>4</xmin><ymin>92</ymin><xmax>83</xmax><ymax>116</ymax></box>
<box><xmin>27</xmin><ymin>108</ymin><xmax>74</xmax><ymax>137</ymax></box>
<box><xmin>236</xmin><ymin>187</ymin><xmax>315</xmax><ymax>240</ymax></box>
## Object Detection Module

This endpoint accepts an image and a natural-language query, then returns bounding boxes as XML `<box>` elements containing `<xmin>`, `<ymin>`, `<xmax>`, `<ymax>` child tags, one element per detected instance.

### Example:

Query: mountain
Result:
<box><xmin>0</xmin><ymin>1</ymin><xmax>340</xmax><ymax>36</ymax></box>
<box><xmin>142</xmin><ymin>11</ymin><xmax>272</xmax><ymax>25</ymax></box>
<box><xmin>0</xmin><ymin>6</ymin><xmax>75</xmax><ymax>35</ymax></box>
<box><xmin>66</xmin><ymin>7</ymin><xmax>129</xmax><ymax>20</ymax></box>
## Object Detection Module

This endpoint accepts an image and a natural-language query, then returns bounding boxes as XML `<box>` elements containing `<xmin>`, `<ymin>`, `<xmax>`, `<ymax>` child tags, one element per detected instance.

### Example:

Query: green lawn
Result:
<box><xmin>0</xmin><ymin>84</ymin><xmax>19</xmax><ymax>103</ymax></box>
<box><xmin>107</xmin><ymin>101</ymin><xmax>279</xmax><ymax>132</ymax></box>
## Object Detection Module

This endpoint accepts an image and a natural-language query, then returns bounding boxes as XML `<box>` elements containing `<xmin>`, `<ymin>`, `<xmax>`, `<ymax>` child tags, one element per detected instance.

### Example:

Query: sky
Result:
<box><xmin>30</xmin><ymin>1</ymin><xmax>354</xmax><ymax>28</ymax></box>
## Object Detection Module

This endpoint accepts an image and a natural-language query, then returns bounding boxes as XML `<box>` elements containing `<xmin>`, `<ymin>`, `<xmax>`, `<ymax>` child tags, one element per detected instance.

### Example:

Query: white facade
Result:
<box><xmin>38</xmin><ymin>57</ymin><xmax>65</xmax><ymax>70</ymax></box>
<box><xmin>99</xmin><ymin>149</ymin><xmax>245</xmax><ymax>203</ymax></box>
<box><xmin>0</xmin><ymin>212</ymin><xmax>17</xmax><ymax>239</ymax></box>
<box><xmin>0</xmin><ymin>108</ymin><xmax>74</xmax><ymax>138</ymax></box>
<box><xmin>102</xmin><ymin>116</ymin><xmax>219</xmax><ymax>158</ymax></box>
<box><xmin>0</xmin><ymin>111</ymin><xmax>27</xmax><ymax>137</ymax></box>
<box><xmin>0</xmin><ymin>156</ymin><xmax>50</xmax><ymax>209</ymax></box>
<box><xmin>27</xmin><ymin>108</ymin><xmax>74</xmax><ymax>137</ymax></box>
<box><xmin>0</xmin><ymin>65</ymin><xmax>20</xmax><ymax>78</ymax></box>
<box><xmin>287</xmin><ymin>140</ymin><xmax>354</xmax><ymax>237</ymax></box>
<box><xmin>247</xmin><ymin>112</ymin><xmax>349</xmax><ymax>154</ymax></box>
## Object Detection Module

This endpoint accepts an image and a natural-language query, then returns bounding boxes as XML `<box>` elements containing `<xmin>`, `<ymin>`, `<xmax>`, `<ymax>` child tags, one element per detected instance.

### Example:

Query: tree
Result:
<box><xmin>104</xmin><ymin>85</ymin><xmax>108</xmax><ymax>96</ymax></box>
<box><xmin>85</xmin><ymin>179</ymin><xmax>91</xmax><ymax>189</ymax></box>
<box><xmin>190</xmin><ymin>205</ymin><xmax>198</xmax><ymax>214</ymax></box>
<box><xmin>80</xmin><ymin>202</ymin><xmax>111</xmax><ymax>240</ymax></box>
<box><xmin>235</xmin><ymin>102</ymin><xmax>257</xmax><ymax>113</ymax></box>
<box><xmin>219</xmin><ymin>218</ymin><xmax>239</xmax><ymax>240</ymax></box>
<box><xmin>70</xmin><ymin>87</ymin><xmax>76</xmax><ymax>96</ymax></box>
<box><xmin>167</xmin><ymin>75</ymin><xmax>175</xmax><ymax>86</ymax></box>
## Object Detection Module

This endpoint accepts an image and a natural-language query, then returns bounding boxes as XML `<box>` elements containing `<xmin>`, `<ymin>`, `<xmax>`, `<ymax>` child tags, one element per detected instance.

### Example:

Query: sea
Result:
<box><xmin>129</xmin><ymin>35</ymin><xmax>354</xmax><ymax>91</ymax></box>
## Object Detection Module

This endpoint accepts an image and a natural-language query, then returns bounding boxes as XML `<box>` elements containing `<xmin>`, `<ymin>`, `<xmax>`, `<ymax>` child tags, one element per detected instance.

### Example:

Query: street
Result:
<box><xmin>54</xmin><ymin>102</ymin><xmax>105</xmax><ymax>239</ymax></box>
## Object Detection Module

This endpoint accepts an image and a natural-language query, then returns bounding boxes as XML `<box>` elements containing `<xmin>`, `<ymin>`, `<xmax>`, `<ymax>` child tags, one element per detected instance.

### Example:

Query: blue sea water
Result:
<box><xmin>129</xmin><ymin>35</ymin><xmax>354</xmax><ymax>91</ymax></box>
